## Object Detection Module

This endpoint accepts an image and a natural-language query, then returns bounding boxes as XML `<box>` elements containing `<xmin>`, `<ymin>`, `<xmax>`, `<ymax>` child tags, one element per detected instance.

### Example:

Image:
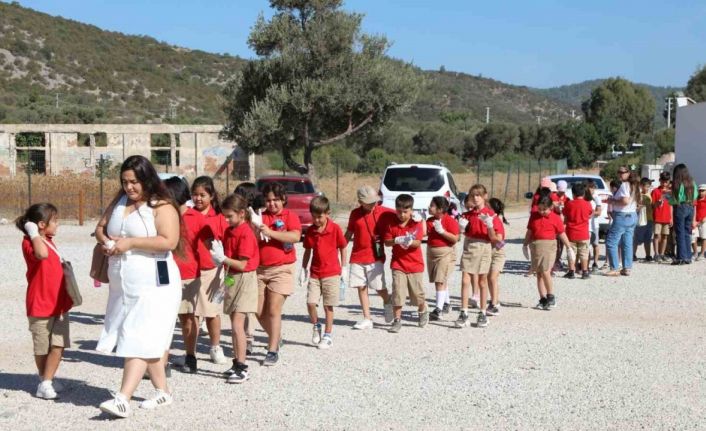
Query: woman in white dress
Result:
<box><xmin>94</xmin><ymin>155</ymin><xmax>183</xmax><ymax>418</ymax></box>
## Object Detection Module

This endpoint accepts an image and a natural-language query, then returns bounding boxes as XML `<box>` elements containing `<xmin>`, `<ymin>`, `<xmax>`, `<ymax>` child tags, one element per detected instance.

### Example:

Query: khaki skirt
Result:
<box><xmin>178</xmin><ymin>277</ymin><xmax>201</xmax><ymax>314</ymax></box>
<box><xmin>427</xmin><ymin>246</ymin><xmax>456</xmax><ymax>283</ymax></box>
<box><xmin>223</xmin><ymin>271</ymin><xmax>259</xmax><ymax>315</ymax></box>
<box><xmin>460</xmin><ymin>238</ymin><xmax>492</xmax><ymax>275</ymax></box>
<box><xmin>195</xmin><ymin>267</ymin><xmax>223</xmax><ymax>318</ymax></box>
<box><xmin>489</xmin><ymin>247</ymin><xmax>506</xmax><ymax>273</ymax></box>
<box><xmin>531</xmin><ymin>240</ymin><xmax>557</xmax><ymax>273</ymax></box>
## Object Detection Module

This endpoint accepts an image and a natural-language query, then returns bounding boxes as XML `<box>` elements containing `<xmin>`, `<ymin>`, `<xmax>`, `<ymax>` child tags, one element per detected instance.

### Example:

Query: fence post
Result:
<box><xmin>78</xmin><ymin>189</ymin><xmax>85</xmax><ymax>226</ymax></box>
<box><xmin>538</xmin><ymin>160</ymin><xmax>542</xmax><ymax>185</ymax></box>
<box><xmin>516</xmin><ymin>162</ymin><xmax>520</xmax><ymax>201</ymax></box>
<box><xmin>226</xmin><ymin>160</ymin><xmax>230</xmax><ymax>193</ymax></box>
<box><xmin>476</xmin><ymin>159</ymin><xmax>480</xmax><ymax>185</ymax></box>
<box><xmin>99</xmin><ymin>154</ymin><xmax>104</xmax><ymax>215</ymax></box>
<box><xmin>490</xmin><ymin>160</ymin><xmax>495</xmax><ymax>196</ymax></box>
<box><xmin>503</xmin><ymin>165</ymin><xmax>511</xmax><ymax>202</ymax></box>
<box><xmin>335</xmin><ymin>157</ymin><xmax>339</xmax><ymax>204</ymax></box>
<box><xmin>27</xmin><ymin>159</ymin><xmax>32</xmax><ymax>207</ymax></box>
<box><xmin>527</xmin><ymin>159</ymin><xmax>531</xmax><ymax>195</ymax></box>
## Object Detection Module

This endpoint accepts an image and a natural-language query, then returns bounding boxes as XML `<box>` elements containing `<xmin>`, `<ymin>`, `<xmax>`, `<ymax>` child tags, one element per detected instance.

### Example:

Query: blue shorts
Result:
<box><xmin>634</xmin><ymin>222</ymin><xmax>654</xmax><ymax>246</ymax></box>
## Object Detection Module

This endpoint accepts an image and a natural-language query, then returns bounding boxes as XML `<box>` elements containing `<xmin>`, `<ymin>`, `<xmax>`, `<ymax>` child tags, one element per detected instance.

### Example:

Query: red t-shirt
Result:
<box><xmin>696</xmin><ymin>197</ymin><xmax>706</xmax><ymax>223</ymax></box>
<box><xmin>347</xmin><ymin>204</ymin><xmax>394</xmax><ymax>264</ymax></box>
<box><xmin>382</xmin><ymin>217</ymin><xmax>424</xmax><ymax>273</ymax></box>
<box><xmin>22</xmin><ymin>237</ymin><xmax>73</xmax><ymax>317</ymax></box>
<box><xmin>530</xmin><ymin>192</ymin><xmax>560</xmax><ymax>213</ymax></box>
<box><xmin>259</xmin><ymin>209</ymin><xmax>302</xmax><ymax>266</ymax></box>
<box><xmin>651</xmin><ymin>188</ymin><xmax>672</xmax><ymax>224</ymax></box>
<box><xmin>494</xmin><ymin>219</ymin><xmax>506</xmax><ymax>241</ymax></box>
<box><xmin>562</xmin><ymin>198</ymin><xmax>593</xmax><ymax>241</ymax></box>
<box><xmin>527</xmin><ymin>211</ymin><xmax>565</xmax><ymax>240</ymax></box>
<box><xmin>223</xmin><ymin>221</ymin><xmax>260</xmax><ymax>273</ymax></box>
<box><xmin>426</xmin><ymin>214</ymin><xmax>460</xmax><ymax>247</ymax></box>
<box><xmin>174</xmin><ymin>208</ymin><xmax>205</xmax><ymax>280</ymax></box>
<box><xmin>197</xmin><ymin>207</ymin><xmax>228</xmax><ymax>270</ymax></box>
<box><xmin>461</xmin><ymin>206</ymin><xmax>502</xmax><ymax>241</ymax></box>
<box><xmin>303</xmin><ymin>218</ymin><xmax>347</xmax><ymax>279</ymax></box>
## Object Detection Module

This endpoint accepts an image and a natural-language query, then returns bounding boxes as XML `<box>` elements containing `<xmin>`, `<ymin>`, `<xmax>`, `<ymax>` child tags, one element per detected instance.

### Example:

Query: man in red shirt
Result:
<box><xmin>301</xmin><ymin>196</ymin><xmax>347</xmax><ymax>349</ymax></box>
<box><xmin>651</xmin><ymin>172</ymin><xmax>673</xmax><ymax>262</ymax></box>
<box><xmin>562</xmin><ymin>183</ymin><xmax>593</xmax><ymax>279</ymax></box>
<box><xmin>344</xmin><ymin>186</ymin><xmax>394</xmax><ymax>330</ymax></box>
<box><xmin>381</xmin><ymin>194</ymin><xmax>428</xmax><ymax>333</ymax></box>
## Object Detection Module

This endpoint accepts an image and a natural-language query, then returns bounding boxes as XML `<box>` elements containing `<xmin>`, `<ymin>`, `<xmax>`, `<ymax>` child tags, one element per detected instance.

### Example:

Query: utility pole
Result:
<box><xmin>571</xmin><ymin>109</ymin><xmax>575</xmax><ymax>119</ymax></box>
<box><xmin>55</xmin><ymin>93</ymin><xmax>59</xmax><ymax>109</ymax></box>
<box><xmin>485</xmin><ymin>107</ymin><xmax>490</xmax><ymax>124</ymax></box>
<box><xmin>536</xmin><ymin>116</ymin><xmax>541</xmax><ymax>125</ymax></box>
<box><xmin>666</xmin><ymin>97</ymin><xmax>672</xmax><ymax>128</ymax></box>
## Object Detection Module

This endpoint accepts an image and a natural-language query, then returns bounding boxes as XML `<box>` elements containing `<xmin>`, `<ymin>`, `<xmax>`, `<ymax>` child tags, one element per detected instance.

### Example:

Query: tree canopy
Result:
<box><xmin>685</xmin><ymin>65</ymin><xmax>706</xmax><ymax>103</ymax></box>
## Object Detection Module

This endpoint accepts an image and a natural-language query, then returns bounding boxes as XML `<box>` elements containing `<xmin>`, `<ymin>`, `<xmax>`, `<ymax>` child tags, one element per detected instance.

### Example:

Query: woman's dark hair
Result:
<box><xmin>192</xmin><ymin>176</ymin><xmax>221</xmax><ymax>213</ymax></box>
<box><xmin>537</xmin><ymin>195</ymin><xmax>554</xmax><ymax>209</ymax></box>
<box><xmin>609</xmin><ymin>179</ymin><xmax>621</xmax><ymax>190</ymax></box>
<box><xmin>164</xmin><ymin>177</ymin><xmax>191</xmax><ymax>207</ymax></box>
<box><xmin>583</xmin><ymin>180</ymin><xmax>594</xmax><ymax>201</ymax></box>
<box><xmin>430</xmin><ymin>196</ymin><xmax>449</xmax><ymax>213</ymax></box>
<box><xmin>672</xmin><ymin>163</ymin><xmax>695</xmax><ymax>202</ymax></box>
<box><xmin>488</xmin><ymin>197</ymin><xmax>508</xmax><ymax>224</ymax></box>
<box><xmin>627</xmin><ymin>171</ymin><xmax>641</xmax><ymax>202</ymax></box>
<box><xmin>261</xmin><ymin>182</ymin><xmax>287</xmax><ymax>205</ymax></box>
<box><xmin>252</xmin><ymin>194</ymin><xmax>266</xmax><ymax>211</ymax></box>
<box><xmin>15</xmin><ymin>203</ymin><xmax>58</xmax><ymax>235</ymax></box>
<box><xmin>234</xmin><ymin>182</ymin><xmax>257</xmax><ymax>207</ymax></box>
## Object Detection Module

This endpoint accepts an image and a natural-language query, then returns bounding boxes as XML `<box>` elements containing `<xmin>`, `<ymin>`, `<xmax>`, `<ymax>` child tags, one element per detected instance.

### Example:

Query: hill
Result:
<box><xmin>0</xmin><ymin>1</ymin><xmax>574</xmax><ymax>126</ymax></box>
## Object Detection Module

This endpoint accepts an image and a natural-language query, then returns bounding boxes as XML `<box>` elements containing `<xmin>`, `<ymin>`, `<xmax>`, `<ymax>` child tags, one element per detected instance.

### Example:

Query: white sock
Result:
<box><xmin>444</xmin><ymin>290</ymin><xmax>451</xmax><ymax>305</ymax></box>
<box><xmin>435</xmin><ymin>291</ymin><xmax>445</xmax><ymax>309</ymax></box>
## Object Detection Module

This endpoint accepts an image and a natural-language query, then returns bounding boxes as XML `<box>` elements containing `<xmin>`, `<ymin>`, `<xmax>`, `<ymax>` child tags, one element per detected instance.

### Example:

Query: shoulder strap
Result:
<box><xmin>41</xmin><ymin>238</ymin><xmax>64</xmax><ymax>262</ymax></box>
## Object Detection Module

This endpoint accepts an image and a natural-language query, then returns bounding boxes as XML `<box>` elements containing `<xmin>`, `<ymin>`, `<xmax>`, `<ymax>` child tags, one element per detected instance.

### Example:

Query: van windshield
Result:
<box><xmin>383</xmin><ymin>167</ymin><xmax>444</xmax><ymax>192</ymax></box>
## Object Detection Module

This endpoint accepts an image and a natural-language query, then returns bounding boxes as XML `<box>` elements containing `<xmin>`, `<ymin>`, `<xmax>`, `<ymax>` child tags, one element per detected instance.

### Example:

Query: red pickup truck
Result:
<box><xmin>255</xmin><ymin>175</ymin><xmax>321</xmax><ymax>236</ymax></box>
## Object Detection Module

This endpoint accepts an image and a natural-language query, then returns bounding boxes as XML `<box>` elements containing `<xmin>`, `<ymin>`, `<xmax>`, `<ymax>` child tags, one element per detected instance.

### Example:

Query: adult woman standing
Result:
<box><xmin>604</xmin><ymin>167</ymin><xmax>639</xmax><ymax>276</ymax></box>
<box><xmin>94</xmin><ymin>155</ymin><xmax>182</xmax><ymax>418</ymax></box>
<box><xmin>669</xmin><ymin>163</ymin><xmax>697</xmax><ymax>265</ymax></box>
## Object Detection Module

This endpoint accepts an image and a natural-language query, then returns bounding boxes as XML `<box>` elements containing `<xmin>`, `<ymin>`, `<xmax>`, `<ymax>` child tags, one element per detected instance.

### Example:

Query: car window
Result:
<box><xmin>553</xmin><ymin>177</ymin><xmax>606</xmax><ymax>190</ymax></box>
<box><xmin>256</xmin><ymin>179</ymin><xmax>315</xmax><ymax>194</ymax></box>
<box><xmin>446</xmin><ymin>172</ymin><xmax>458</xmax><ymax>196</ymax></box>
<box><xmin>383</xmin><ymin>167</ymin><xmax>444</xmax><ymax>192</ymax></box>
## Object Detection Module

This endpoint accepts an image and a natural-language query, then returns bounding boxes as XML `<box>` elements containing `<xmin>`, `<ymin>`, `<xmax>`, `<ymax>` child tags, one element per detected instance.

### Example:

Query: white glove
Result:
<box><xmin>479</xmin><ymin>213</ymin><xmax>495</xmax><ymax>230</ymax></box>
<box><xmin>104</xmin><ymin>239</ymin><xmax>116</xmax><ymax>250</ymax></box>
<box><xmin>458</xmin><ymin>217</ymin><xmax>469</xmax><ymax>232</ymax></box>
<box><xmin>249</xmin><ymin>207</ymin><xmax>262</xmax><ymax>228</ymax></box>
<box><xmin>402</xmin><ymin>233</ymin><xmax>415</xmax><ymax>249</ymax></box>
<box><xmin>522</xmin><ymin>244</ymin><xmax>530</xmax><ymax>261</ymax></box>
<box><xmin>566</xmin><ymin>246</ymin><xmax>576</xmax><ymax>263</ymax></box>
<box><xmin>433</xmin><ymin>219</ymin><xmax>445</xmax><ymax>234</ymax></box>
<box><xmin>394</xmin><ymin>236</ymin><xmax>407</xmax><ymax>245</ymax></box>
<box><xmin>209</xmin><ymin>240</ymin><xmax>227</xmax><ymax>265</ymax></box>
<box><xmin>298</xmin><ymin>267</ymin><xmax>309</xmax><ymax>287</ymax></box>
<box><xmin>24</xmin><ymin>221</ymin><xmax>39</xmax><ymax>239</ymax></box>
<box><xmin>412</xmin><ymin>212</ymin><xmax>423</xmax><ymax>223</ymax></box>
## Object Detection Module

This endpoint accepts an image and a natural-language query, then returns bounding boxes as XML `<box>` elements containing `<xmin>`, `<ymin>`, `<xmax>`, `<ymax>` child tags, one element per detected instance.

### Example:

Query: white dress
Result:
<box><xmin>96</xmin><ymin>195</ymin><xmax>182</xmax><ymax>358</ymax></box>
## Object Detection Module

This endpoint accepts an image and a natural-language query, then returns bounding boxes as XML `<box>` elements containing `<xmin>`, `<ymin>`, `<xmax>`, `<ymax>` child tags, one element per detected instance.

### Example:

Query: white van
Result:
<box><xmin>379</xmin><ymin>164</ymin><xmax>462</xmax><ymax>217</ymax></box>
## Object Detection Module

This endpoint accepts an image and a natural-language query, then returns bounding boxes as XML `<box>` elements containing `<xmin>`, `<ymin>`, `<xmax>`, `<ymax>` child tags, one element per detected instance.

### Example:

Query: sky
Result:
<box><xmin>8</xmin><ymin>0</ymin><xmax>706</xmax><ymax>88</ymax></box>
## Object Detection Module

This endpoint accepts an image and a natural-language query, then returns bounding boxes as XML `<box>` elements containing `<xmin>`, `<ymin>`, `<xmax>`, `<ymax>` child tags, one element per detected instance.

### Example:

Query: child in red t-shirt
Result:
<box><xmin>301</xmin><ymin>197</ymin><xmax>347</xmax><ymax>349</ymax></box>
<box><xmin>562</xmin><ymin>182</ymin><xmax>593</xmax><ymax>279</ymax></box>
<box><xmin>486</xmin><ymin>198</ymin><xmax>508</xmax><ymax>316</ymax></box>
<box><xmin>695</xmin><ymin>184</ymin><xmax>706</xmax><ymax>260</ymax></box>
<box><xmin>210</xmin><ymin>194</ymin><xmax>260</xmax><ymax>383</ymax></box>
<box><xmin>651</xmin><ymin>172</ymin><xmax>673</xmax><ymax>262</ymax></box>
<box><xmin>382</xmin><ymin>194</ymin><xmax>428</xmax><ymax>333</ymax></box>
<box><xmin>17</xmin><ymin>203</ymin><xmax>72</xmax><ymax>400</ymax></box>
<box><xmin>426</xmin><ymin>196</ymin><xmax>459</xmax><ymax>321</ymax></box>
<box><xmin>523</xmin><ymin>196</ymin><xmax>574</xmax><ymax>310</ymax></box>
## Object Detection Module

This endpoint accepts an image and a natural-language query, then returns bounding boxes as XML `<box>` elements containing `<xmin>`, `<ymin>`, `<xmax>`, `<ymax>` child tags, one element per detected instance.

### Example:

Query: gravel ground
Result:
<box><xmin>1</xmin><ymin>210</ymin><xmax>705</xmax><ymax>430</ymax></box>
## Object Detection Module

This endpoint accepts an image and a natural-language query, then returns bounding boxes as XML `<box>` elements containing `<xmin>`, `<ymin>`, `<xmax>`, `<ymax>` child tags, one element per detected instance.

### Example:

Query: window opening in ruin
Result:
<box><xmin>15</xmin><ymin>132</ymin><xmax>46</xmax><ymax>174</ymax></box>
<box><xmin>150</xmin><ymin>133</ymin><xmax>180</xmax><ymax>173</ymax></box>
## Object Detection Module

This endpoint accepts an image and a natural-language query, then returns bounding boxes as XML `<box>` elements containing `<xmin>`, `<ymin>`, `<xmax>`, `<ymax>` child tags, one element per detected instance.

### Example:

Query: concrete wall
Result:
<box><xmin>0</xmin><ymin>124</ymin><xmax>253</xmax><ymax>179</ymax></box>
<box><xmin>675</xmin><ymin>102</ymin><xmax>706</xmax><ymax>185</ymax></box>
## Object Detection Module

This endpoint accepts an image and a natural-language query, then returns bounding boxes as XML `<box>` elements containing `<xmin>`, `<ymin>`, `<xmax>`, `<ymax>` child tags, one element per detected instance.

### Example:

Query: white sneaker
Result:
<box><xmin>318</xmin><ymin>335</ymin><xmax>333</xmax><ymax>350</ymax></box>
<box><xmin>209</xmin><ymin>346</ymin><xmax>227</xmax><ymax>364</ymax></box>
<box><xmin>353</xmin><ymin>319</ymin><xmax>373</xmax><ymax>330</ymax></box>
<box><xmin>312</xmin><ymin>324</ymin><xmax>322</xmax><ymax>345</ymax></box>
<box><xmin>35</xmin><ymin>380</ymin><xmax>57</xmax><ymax>400</ymax></box>
<box><xmin>100</xmin><ymin>393</ymin><xmax>131</xmax><ymax>418</ymax></box>
<box><xmin>139</xmin><ymin>389</ymin><xmax>173</xmax><ymax>410</ymax></box>
<box><xmin>383</xmin><ymin>303</ymin><xmax>394</xmax><ymax>323</ymax></box>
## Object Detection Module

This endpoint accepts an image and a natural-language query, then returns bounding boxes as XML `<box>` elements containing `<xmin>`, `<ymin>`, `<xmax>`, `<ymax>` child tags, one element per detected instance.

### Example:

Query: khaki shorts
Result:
<box><xmin>531</xmin><ymin>240</ymin><xmax>557</xmax><ymax>273</ymax></box>
<box><xmin>427</xmin><ymin>246</ymin><xmax>456</xmax><ymax>283</ymax></box>
<box><xmin>460</xmin><ymin>239</ymin><xmax>492</xmax><ymax>274</ymax></box>
<box><xmin>391</xmin><ymin>270</ymin><xmax>425</xmax><ymax>307</ymax></box>
<box><xmin>28</xmin><ymin>313</ymin><xmax>70</xmax><ymax>355</ymax></box>
<box><xmin>257</xmin><ymin>263</ymin><xmax>295</xmax><ymax>297</ymax></box>
<box><xmin>223</xmin><ymin>271</ymin><xmax>259</xmax><ymax>314</ymax></box>
<box><xmin>489</xmin><ymin>247</ymin><xmax>506</xmax><ymax>273</ymax></box>
<box><xmin>569</xmin><ymin>241</ymin><xmax>590</xmax><ymax>263</ymax></box>
<box><xmin>179</xmin><ymin>278</ymin><xmax>201</xmax><ymax>314</ymax></box>
<box><xmin>654</xmin><ymin>223</ymin><xmax>670</xmax><ymax>236</ymax></box>
<box><xmin>195</xmin><ymin>267</ymin><xmax>223</xmax><ymax>318</ymax></box>
<box><xmin>307</xmin><ymin>276</ymin><xmax>340</xmax><ymax>307</ymax></box>
<box><xmin>349</xmin><ymin>262</ymin><xmax>386</xmax><ymax>292</ymax></box>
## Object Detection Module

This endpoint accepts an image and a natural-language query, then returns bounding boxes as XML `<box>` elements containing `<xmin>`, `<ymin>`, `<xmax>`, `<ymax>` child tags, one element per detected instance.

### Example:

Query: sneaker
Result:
<box><xmin>418</xmin><ymin>310</ymin><xmax>429</xmax><ymax>328</ymax></box>
<box><xmin>353</xmin><ymin>319</ymin><xmax>373</xmax><ymax>330</ymax></box>
<box><xmin>224</xmin><ymin>359</ymin><xmax>239</xmax><ymax>376</ymax></box>
<box><xmin>546</xmin><ymin>295</ymin><xmax>557</xmax><ymax>309</ymax></box>
<box><xmin>469</xmin><ymin>297</ymin><xmax>480</xmax><ymax>309</ymax></box>
<box><xmin>263</xmin><ymin>351</ymin><xmax>279</xmax><ymax>366</ymax></box>
<box><xmin>226</xmin><ymin>364</ymin><xmax>249</xmax><ymax>384</ymax></box>
<box><xmin>383</xmin><ymin>302</ymin><xmax>394</xmax><ymax>323</ymax></box>
<box><xmin>563</xmin><ymin>270</ymin><xmax>575</xmax><ymax>279</ymax></box>
<box><xmin>645</xmin><ymin>255</ymin><xmax>654</xmax><ymax>263</ymax></box>
<box><xmin>455</xmin><ymin>311</ymin><xmax>471</xmax><ymax>328</ymax></box>
<box><xmin>581</xmin><ymin>271</ymin><xmax>591</xmax><ymax>280</ymax></box>
<box><xmin>534</xmin><ymin>297</ymin><xmax>548</xmax><ymax>310</ymax></box>
<box><xmin>99</xmin><ymin>393</ymin><xmax>130</xmax><ymax>418</ymax></box>
<box><xmin>695</xmin><ymin>255</ymin><xmax>702</xmax><ymax>262</ymax></box>
<box><xmin>388</xmin><ymin>318</ymin><xmax>402</xmax><ymax>333</ymax></box>
<box><xmin>442</xmin><ymin>303</ymin><xmax>452</xmax><ymax>314</ymax></box>
<box><xmin>476</xmin><ymin>312</ymin><xmax>488</xmax><ymax>328</ymax></box>
<box><xmin>318</xmin><ymin>334</ymin><xmax>333</xmax><ymax>349</ymax></box>
<box><xmin>139</xmin><ymin>389</ymin><xmax>173</xmax><ymax>410</ymax></box>
<box><xmin>246</xmin><ymin>340</ymin><xmax>253</xmax><ymax>356</ymax></box>
<box><xmin>486</xmin><ymin>303</ymin><xmax>500</xmax><ymax>316</ymax></box>
<box><xmin>209</xmin><ymin>346</ymin><xmax>227</xmax><ymax>364</ymax></box>
<box><xmin>35</xmin><ymin>380</ymin><xmax>57</xmax><ymax>400</ymax></box>
<box><xmin>312</xmin><ymin>323</ymin><xmax>322</xmax><ymax>344</ymax></box>
<box><xmin>591</xmin><ymin>263</ymin><xmax>599</xmax><ymax>273</ymax></box>
<box><xmin>429</xmin><ymin>308</ymin><xmax>442</xmax><ymax>321</ymax></box>
<box><xmin>180</xmin><ymin>354</ymin><xmax>197</xmax><ymax>374</ymax></box>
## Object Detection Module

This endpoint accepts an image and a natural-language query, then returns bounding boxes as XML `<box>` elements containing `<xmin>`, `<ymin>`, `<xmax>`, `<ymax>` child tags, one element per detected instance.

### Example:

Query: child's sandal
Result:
<box><xmin>604</xmin><ymin>270</ymin><xmax>621</xmax><ymax>277</ymax></box>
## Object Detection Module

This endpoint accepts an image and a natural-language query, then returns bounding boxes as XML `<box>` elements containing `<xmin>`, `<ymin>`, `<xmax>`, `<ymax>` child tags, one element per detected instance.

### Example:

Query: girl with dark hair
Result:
<box><xmin>425</xmin><ymin>196</ymin><xmax>459</xmax><ymax>321</ymax></box>
<box><xmin>190</xmin><ymin>176</ymin><xmax>227</xmax><ymax>365</ymax></box>
<box><xmin>16</xmin><ymin>203</ymin><xmax>72</xmax><ymax>400</ymax></box>
<box><xmin>94</xmin><ymin>155</ymin><xmax>182</xmax><ymax>417</ymax></box>
<box><xmin>669</xmin><ymin>163</ymin><xmax>698</xmax><ymax>264</ymax></box>
<box><xmin>486</xmin><ymin>197</ymin><xmax>508</xmax><ymax>315</ymax></box>
<box><xmin>604</xmin><ymin>166</ymin><xmax>639</xmax><ymax>276</ymax></box>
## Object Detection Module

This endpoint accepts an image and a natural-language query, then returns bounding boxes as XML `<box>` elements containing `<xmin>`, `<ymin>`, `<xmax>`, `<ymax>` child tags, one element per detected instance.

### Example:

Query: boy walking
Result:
<box><xmin>301</xmin><ymin>196</ymin><xmax>347</xmax><ymax>349</ymax></box>
<box><xmin>381</xmin><ymin>194</ymin><xmax>428</xmax><ymax>333</ymax></box>
<box><xmin>562</xmin><ymin>183</ymin><xmax>593</xmax><ymax>279</ymax></box>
